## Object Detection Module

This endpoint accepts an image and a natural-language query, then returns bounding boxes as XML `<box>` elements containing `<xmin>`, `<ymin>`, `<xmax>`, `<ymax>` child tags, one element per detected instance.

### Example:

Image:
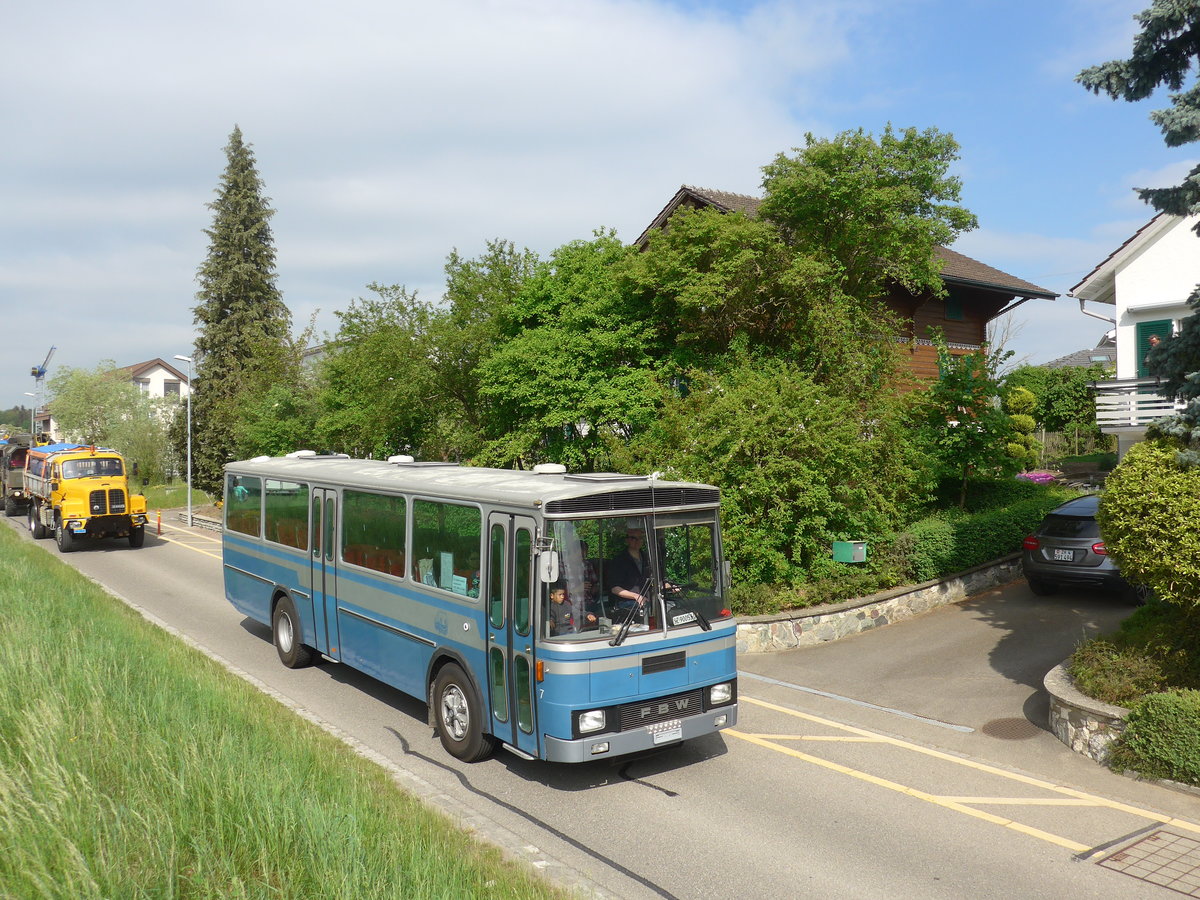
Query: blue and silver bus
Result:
<box><xmin>221</xmin><ymin>453</ymin><xmax>738</xmax><ymax>763</ymax></box>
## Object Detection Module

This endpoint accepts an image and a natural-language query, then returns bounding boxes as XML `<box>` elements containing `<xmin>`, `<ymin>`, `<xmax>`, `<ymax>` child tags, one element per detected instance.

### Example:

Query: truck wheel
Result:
<box><xmin>28</xmin><ymin>505</ymin><xmax>47</xmax><ymax>540</ymax></box>
<box><xmin>129</xmin><ymin>525</ymin><xmax>145</xmax><ymax>548</ymax></box>
<box><xmin>432</xmin><ymin>662</ymin><xmax>495</xmax><ymax>762</ymax></box>
<box><xmin>56</xmin><ymin>521</ymin><xmax>74</xmax><ymax>553</ymax></box>
<box><xmin>4</xmin><ymin>497</ymin><xmax>17</xmax><ymax>517</ymax></box>
<box><xmin>272</xmin><ymin>596</ymin><xmax>314</xmax><ymax>669</ymax></box>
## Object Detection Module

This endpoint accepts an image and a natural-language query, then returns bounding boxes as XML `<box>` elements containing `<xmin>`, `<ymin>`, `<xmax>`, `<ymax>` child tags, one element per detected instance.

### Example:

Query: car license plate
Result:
<box><xmin>1052</xmin><ymin>548</ymin><xmax>1074</xmax><ymax>562</ymax></box>
<box><xmin>653</xmin><ymin>725</ymin><xmax>683</xmax><ymax>745</ymax></box>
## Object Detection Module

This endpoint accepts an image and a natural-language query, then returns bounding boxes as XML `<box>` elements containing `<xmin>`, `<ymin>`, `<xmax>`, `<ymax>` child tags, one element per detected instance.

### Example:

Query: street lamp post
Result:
<box><xmin>22</xmin><ymin>393</ymin><xmax>34</xmax><ymax>436</ymax></box>
<box><xmin>173</xmin><ymin>355</ymin><xmax>193</xmax><ymax>528</ymax></box>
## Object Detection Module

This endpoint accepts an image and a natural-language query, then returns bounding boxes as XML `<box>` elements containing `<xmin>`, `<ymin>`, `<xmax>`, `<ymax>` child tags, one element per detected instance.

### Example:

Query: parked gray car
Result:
<box><xmin>1021</xmin><ymin>494</ymin><xmax>1146</xmax><ymax>602</ymax></box>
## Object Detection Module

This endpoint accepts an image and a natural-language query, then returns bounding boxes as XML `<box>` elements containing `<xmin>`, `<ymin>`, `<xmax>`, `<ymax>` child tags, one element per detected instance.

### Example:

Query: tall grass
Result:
<box><xmin>138</xmin><ymin>483</ymin><xmax>211</xmax><ymax>511</ymax></box>
<box><xmin>0</xmin><ymin>528</ymin><xmax>562</xmax><ymax>899</ymax></box>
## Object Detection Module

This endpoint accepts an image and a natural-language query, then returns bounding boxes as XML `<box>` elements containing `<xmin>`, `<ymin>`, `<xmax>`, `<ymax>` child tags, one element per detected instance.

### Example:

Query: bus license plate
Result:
<box><xmin>653</xmin><ymin>725</ymin><xmax>683</xmax><ymax>745</ymax></box>
<box><xmin>1052</xmin><ymin>549</ymin><xmax>1074</xmax><ymax>561</ymax></box>
<box><xmin>671</xmin><ymin>611</ymin><xmax>697</xmax><ymax>626</ymax></box>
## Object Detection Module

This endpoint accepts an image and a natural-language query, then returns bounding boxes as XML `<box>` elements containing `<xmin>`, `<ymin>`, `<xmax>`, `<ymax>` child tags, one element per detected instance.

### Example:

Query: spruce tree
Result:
<box><xmin>1079</xmin><ymin>1</ymin><xmax>1200</xmax><ymax>463</ymax></box>
<box><xmin>189</xmin><ymin>126</ymin><xmax>292</xmax><ymax>494</ymax></box>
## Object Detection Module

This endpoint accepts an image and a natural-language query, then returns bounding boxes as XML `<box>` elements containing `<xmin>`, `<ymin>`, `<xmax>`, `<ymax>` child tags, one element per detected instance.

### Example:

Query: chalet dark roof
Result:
<box><xmin>637</xmin><ymin>185</ymin><xmax>1057</xmax><ymax>300</ymax></box>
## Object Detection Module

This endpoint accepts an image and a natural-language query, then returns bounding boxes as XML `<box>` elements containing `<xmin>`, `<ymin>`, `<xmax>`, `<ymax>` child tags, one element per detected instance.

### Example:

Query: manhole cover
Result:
<box><xmin>980</xmin><ymin>717</ymin><xmax>1042</xmax><ymax>740</ymax></box>
<box><xmin>1101</xmin><ymin>830</ymin><xmax>1200</xmax><ymax>895</ymax></box>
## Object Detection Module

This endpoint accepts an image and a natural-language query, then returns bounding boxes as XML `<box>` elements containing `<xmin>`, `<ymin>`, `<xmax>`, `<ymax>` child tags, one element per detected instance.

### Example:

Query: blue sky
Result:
<box><xmin>1</xmin><ymin>0</ymin><xmax>1193</xmax><ymax>410</ymax></box>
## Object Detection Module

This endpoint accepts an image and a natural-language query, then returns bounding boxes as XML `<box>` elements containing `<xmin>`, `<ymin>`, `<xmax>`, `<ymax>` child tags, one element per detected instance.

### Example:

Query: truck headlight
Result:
<box><xmin>709</xmin><ymin>682</ymin><xmax>733</xmax><ymax>705</ymax></box>
<box><xmin>577</xmin><ymin>710</ymin><xmax>606</xmax><ymax>734</ymax></box>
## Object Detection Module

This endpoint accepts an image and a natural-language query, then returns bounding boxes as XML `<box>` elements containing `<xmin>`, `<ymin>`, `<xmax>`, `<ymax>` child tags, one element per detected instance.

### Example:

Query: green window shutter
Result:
<box><xmin>1136</xmin><ymin>319</ymin><xmax>1172</xmax><ymax>377</ymax></box>
<box><xmin>945</xmin><ymin>290</ymin><xmax>964</xmax><ymax>321</ymax></box>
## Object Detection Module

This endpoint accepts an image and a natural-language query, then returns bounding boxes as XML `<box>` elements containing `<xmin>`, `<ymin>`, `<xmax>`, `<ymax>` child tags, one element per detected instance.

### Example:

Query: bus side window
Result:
<box><xmin>489</xmin><ymin>524</ymin><xmax>505</xmax><ymax>629</ymax></box>
<box><xmin>514</xmin><ymin>528</ymin><xmax>532</xmax><ymax>636</ymax></box>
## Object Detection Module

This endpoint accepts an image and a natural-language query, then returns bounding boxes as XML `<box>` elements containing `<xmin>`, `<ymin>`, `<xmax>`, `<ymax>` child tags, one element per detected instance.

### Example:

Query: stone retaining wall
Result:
<box><xmin>1044</xmin><ymin>663</ymin><xmax>1128</xmax><ymax>764</ymax></box>
<box><xmin>736</xmin><ymin>554</ymin><xmax>1022</xmax><ymax>654</ymax></box>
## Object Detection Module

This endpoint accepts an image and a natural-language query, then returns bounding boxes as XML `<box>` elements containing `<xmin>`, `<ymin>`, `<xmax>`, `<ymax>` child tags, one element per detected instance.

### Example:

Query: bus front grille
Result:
<box><xmin>618</xmin><ymin>688</ymin><xmax>705</xmax><ymax>731</ymax></box>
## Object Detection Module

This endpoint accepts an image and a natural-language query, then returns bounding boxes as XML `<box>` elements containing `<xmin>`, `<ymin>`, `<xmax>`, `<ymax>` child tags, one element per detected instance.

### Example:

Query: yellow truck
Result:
<box><xmin>25</xmin><ymin>443</ymin><xmax>148</xmax><ymax>552</ymax></box>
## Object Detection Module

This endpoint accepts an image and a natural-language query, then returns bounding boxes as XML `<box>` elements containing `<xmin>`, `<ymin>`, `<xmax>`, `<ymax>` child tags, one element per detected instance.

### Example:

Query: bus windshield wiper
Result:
<box><xmin>610</xmin><ymin>576</ymin><xmax>652</xmax><ymax>647</ymax></box>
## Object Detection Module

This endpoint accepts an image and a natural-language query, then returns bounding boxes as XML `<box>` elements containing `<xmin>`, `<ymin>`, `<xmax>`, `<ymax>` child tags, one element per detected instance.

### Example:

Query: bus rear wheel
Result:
<box><xmin>272</xmin><ymin>595</ymin><xmax>313</xmax><ymax>668</ymax></box>
<box><xmin>432</xmin><ymin>663</ymin><xmax>495</xmax><ymax>763</ymax></box>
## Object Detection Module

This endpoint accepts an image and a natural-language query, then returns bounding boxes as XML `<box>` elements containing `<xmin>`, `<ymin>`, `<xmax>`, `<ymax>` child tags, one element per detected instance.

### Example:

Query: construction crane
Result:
<box><xmin>28</xmin><ymin>346</ymin><xmax>55</xmax><ymax>440</ymax></box>
<box><xmin>30</xmin><ymin>346</ymin><xmax>55</xmax><ymax>381</ymax></box>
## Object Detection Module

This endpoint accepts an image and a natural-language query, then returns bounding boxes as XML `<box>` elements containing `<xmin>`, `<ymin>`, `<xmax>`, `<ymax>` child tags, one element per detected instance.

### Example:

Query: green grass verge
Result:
<box><xmin>0</xmin><ymin>526</ymin><xmax>563</xmax><ymax>899</ymax></box>
<box><xmin>138</xmin><ymin>483</ymin><xmax>212</xmax><ymax>511</ymax></box>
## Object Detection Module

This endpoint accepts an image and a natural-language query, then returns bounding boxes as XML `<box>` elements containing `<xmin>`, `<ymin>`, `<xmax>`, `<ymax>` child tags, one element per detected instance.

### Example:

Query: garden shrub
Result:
<box><xmin>905</xmin><ymin>514</ymin><xmax>959</xmax><ymax>583</ymax></box>
<box><xmin>1071</xmin><ymin>603</ymin><xmax>1200</xmax><ymax>708</ymax></box>
<box><xmin>933</xmin><ymin>474</ymin><xmax>1071</xmax><ymax>513</ymax></box>
<box><xmin>1068</xmin><ymin>640</ymin><xmax>1165</xmax><ymax>706</ymax></box>
<box><xmin>1098</xmin><ymin>437</ymin><xmax>1200</xmax><ymax>608</ymax></box>
<box><xmin>1110</xmin><ymin>690</ymin><xmax>1200</xmax><ymax>786</ymax></box>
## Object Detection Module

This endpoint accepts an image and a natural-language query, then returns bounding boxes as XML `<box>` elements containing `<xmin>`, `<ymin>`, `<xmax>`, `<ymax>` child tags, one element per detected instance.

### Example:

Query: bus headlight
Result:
<box><xmin>709</xmin><ymin>682</ymin><xmax>733</xmax><ymax>705</ymax></box>
<box><xmin>577</xmin><ymin>710</ymin><xmax>606</xmax><ymax>734</ymax></box>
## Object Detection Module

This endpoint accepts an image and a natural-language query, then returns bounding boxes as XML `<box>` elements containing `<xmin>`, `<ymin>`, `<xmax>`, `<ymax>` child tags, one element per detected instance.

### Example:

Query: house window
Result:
<box><xmin>134</xmin><ymin>378</ymin><xmax>150</xmax><ymax>394</ymax></box>
<box><xmin>163</xmin><ymin>380</ymin><xmax>181</xmax><ymax>397</ymax></box>
<box><xmin>1136</xmin><ymin>319</ymin><xmax>1173</xmax><ymax>377</ymax></box>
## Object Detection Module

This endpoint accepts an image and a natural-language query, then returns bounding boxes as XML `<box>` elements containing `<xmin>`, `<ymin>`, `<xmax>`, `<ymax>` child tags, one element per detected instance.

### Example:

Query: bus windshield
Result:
<box><xmin>542</xmin><ymin>513</ymin><xmax>728</xmax><ymax>642</ymax></box>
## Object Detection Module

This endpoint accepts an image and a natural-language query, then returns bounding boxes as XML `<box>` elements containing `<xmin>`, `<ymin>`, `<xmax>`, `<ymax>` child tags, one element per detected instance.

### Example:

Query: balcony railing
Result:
<box><xmin>1093</xmin><ymin>377</ymin><xmax>1182</xmax><ymax>432</ymax></box>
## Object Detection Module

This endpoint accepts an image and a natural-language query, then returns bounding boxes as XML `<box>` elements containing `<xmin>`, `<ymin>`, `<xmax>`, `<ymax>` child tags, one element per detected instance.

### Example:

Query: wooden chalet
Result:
<box><xmin>637</xmin><ymin>186</ymin><xmax>1058</xmax><ymax>382</ymax></box>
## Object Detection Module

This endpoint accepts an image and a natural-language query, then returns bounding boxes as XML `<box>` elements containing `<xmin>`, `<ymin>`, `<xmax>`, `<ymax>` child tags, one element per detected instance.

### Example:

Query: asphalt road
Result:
<box><xmin>10</xmin><ymin>512</ymin><xmax>1200</xmax><ymax>899</ymax></box>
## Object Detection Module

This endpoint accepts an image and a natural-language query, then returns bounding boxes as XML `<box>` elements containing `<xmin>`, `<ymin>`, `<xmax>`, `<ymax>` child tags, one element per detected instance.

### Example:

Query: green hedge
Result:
<box><xmin>727</xmin><ymin>481</ymin><xmax>1079</xmax><ymax>615</ymax></box>
<box><xmin>1110</xmin><ymin>690</ymin><xmax>1200</xmax><ymax>786</ymax></box>
<box><xmin>903</xmin><ymin>489</ymin><xmax>1079</xmax><ymax>583</ymax></box>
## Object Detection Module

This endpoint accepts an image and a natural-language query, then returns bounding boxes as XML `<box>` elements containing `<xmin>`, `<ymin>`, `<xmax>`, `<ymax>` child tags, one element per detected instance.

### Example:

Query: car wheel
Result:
<box><xmin>1026</xmin><ymin>575</ymin><xmax>1055</xmax><ymax>596</ymax></box>
<box><xmin>1122</xmin><ymin>581</ymin><xmax>1151</xmax><ymax>606</ymax></box>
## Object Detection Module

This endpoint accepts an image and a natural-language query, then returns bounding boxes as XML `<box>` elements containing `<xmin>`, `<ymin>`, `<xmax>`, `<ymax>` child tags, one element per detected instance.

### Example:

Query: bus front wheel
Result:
<box><xmin>432</xmin><ymin>663</ymin><xmax>495</xmax><ymax>763</ymax></box>
<box><xmin>272</xmin><ymin>596</ymin><xmax>313</xmax><ymax>669</ymax></box>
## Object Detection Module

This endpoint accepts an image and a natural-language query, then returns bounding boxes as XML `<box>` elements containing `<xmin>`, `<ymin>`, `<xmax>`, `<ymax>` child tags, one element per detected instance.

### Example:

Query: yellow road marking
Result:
<box><xmin>939</xmin><ymin>798</ymin><xmax>1099</xmax><ymax>807</ymax></box>
<box><xmin>738</xmin><ymin>733</ymin><xmax>881</xmax><ymax>743</ymax></box>
<box><xmin>726</xmin><ymin>728</ymin><xmax>1090</xmax><ymax>853</ymax></box>
<box><xmin>735</xmin><ymin>694</ymin><xmax>1200</xmax><ymax>848</ymax></box>
<box><xmin>156</xmin><ymin>532</ymin><xmax>222</xmax><ymax>560</ymax></box>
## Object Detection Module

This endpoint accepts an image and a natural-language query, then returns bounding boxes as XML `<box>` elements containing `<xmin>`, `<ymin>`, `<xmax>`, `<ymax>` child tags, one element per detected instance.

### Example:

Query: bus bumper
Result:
<box><xmin>542</xmin><ymin>703</ymin><xmax>738</xmax><ymax>763</ymax></box>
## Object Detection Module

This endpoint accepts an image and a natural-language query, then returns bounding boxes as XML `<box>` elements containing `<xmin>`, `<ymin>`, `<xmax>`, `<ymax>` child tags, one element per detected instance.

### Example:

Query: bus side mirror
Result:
<box><xmin>538</xmin><ymin>551</ymin><xmax>559</xmax><ymax>584</ymax></box>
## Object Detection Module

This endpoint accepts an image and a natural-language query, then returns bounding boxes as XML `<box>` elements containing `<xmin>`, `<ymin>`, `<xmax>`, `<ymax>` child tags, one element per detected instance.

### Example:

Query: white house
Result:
<box><xmin>121</xmin><ymin>358</ymin><xmax>192</xmax><ymax>402</ymax></box>
<box><xmin>1071</xmin><ymin>213</ymin><xmax>1196</xmax><ymax>457</ymax></box>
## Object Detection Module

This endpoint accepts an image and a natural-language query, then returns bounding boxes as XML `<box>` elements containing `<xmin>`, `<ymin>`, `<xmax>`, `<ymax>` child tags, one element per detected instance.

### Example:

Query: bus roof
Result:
<box><xmin>225</xmin><ymin>456</ymin><xmax>720</xmax><ymax>516</ymax></box>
